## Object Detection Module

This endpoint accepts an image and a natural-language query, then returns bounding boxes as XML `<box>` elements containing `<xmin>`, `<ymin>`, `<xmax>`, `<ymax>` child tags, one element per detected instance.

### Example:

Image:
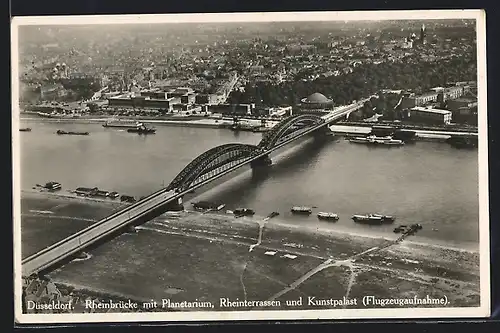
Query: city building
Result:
<box><xmin>401</xmin><ymin>92</ymin><xmax>439</xmax><ymax>109</ymax></box>
<box><xmin>107</xmin><ymin>95</ymin><xmax>175</xmax><ymax>112</ymax></box>
<box><xmin>260</xmin><ymin>106</ymin><xmax>293</xmax><ymax>118</ymax></box>
<box><xmin>40</xmin><ymin>83</ymin><xmax>66</xmax><ymax>100</ymax></box>
<box><xmin>409</xmin><ymin>106</ymin><xmax>452</xmax><ymax>125</ymax></box>
<box><xmin>299</xmin><ymin>92</ymin><xmax>334</xmax><ymax>112</ymax></box>
<box><xmin>447</xmin><ymin>97</ymin><xmax>478</xmax><ymax>115</ymax></box>
<box><xmin>438</xmin><ymin>86</ymin><xmax>464</xmax><ymax>102</ymax></box>
<box><xmin>195</xmin><ymin>94</ymin><xmax>219</xmax><ymax>105</ymax></box>
<box><xmin>209</xmin><ymin>103</ymin><xmax>255</xmax><ymax>116</ymax></box>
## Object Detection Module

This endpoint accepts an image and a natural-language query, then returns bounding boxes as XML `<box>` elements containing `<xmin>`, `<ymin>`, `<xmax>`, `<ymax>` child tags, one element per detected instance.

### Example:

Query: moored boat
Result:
<box><xmin>349</xmin><ymin>135</ymin><xmax>404</xmax><ymax>146</ymax></box>
<box><xmin>19</xmin><ymin>128</ymin><xmax>32</xmax><ymax>132</ymax></box>
<box><xmin>192</xmin><ymin>201</ymin><xmax>226</xmax><ymax>211</ymax></box>
<box><xmin>268</xmin><ymin>212</ymin><xmax>280</xmax><ymax>219</ymax></box>
<box><xmin>43</xmin><ymin>181</ymin><xmax>62</xmax><ymax>191</ymax></box>
<box><xmin>103</xmin><ymin>120</ymin><xmax>144</xmax><ymax>129</ymax></box>
<box><xmin>233</xmin><ymin>208</ymin><xmax>255</xmax><ymax>216</ymax></box>
<box><xmin>394</xmin><ymin>223</ymin><xmax>422</xmax><ymax>235</ymax></box>
<box><xmin>127</xmin><ymin>126</ymin><xmax>156</xmax><ymax>134</ymax></box>
<box><xmin>317</xmin><ymin>212</ymin><xmax>339</xmax><ymax>221</ymax></box>
<box><xmin>352</xmin><ymin>213</ymin><xmax>395</xmax><ymax>224</ymax></box>
<box><xmin>291</xmin><ymin>206</ymin><xmax>312</xmax><ymax>214</ymax></box>
<box><xmin>56</xmin><ymin>130</ymin><xmax>89</xmax><ymax>135</ymax></box>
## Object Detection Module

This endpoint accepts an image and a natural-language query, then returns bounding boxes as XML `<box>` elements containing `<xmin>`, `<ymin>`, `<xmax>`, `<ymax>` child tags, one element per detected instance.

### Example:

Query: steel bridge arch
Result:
<box><xmin>166</xmin><ymin>143</ymin><xmax>260</xmax><ymax>192</ymax></box>
<box><xmin>257</xmin><ymin>113</ymin><xmax>325</xmax><ymax>150</ymax></box>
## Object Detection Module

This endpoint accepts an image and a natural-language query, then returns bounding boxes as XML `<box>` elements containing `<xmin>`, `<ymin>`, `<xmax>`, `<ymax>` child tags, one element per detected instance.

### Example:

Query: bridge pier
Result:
<box><xmin>164</xmin><ymin>196</ymin><xmax>184</xmax><ymax>211</ymax></box>
<box><xmin>250</xmin><ymin>155</ymin><xmax>272</xmax><ymax>169</ymax></box>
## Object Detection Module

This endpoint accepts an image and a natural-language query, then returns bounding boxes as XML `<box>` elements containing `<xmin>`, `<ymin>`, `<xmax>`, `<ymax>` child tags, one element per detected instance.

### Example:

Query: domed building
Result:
<box><xmin>299</xmin><ymin>92</ymin><xmax>334</xmax><ymax>112</ymax></box>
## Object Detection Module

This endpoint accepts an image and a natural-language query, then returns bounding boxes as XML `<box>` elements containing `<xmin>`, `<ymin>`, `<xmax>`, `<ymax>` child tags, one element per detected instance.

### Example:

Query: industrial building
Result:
<box><xmin>409</xmin><ymin>106</ymin><xmax>452</xmax><ymax>125</ymax></box>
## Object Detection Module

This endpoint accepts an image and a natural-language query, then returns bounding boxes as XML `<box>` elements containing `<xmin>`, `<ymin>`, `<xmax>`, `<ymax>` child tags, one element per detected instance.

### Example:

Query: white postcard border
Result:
<box><xmin>12</xmin><ymin>9</ymin><xmax>490</xmax><ymax>324</ymax></box>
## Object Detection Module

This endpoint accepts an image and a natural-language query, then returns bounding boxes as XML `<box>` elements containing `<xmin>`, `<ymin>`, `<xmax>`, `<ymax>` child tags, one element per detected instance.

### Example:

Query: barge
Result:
<box><xmin>103</xmin><ymin>120</ymin><xmax>144</xmax><ymax>129</ymax></box>
<box><xmin>317</xmin><ymin>212</ymin><xmax>339</xmax><ymax>221</ymax></box>
<box><xmin>352</xmin><ymin>213</ymin><xmax>395</xmax><ymax>224</ymax></box>
<box><xmin>349</xmin><ymin>135</ymin><xmax>404</xmax><ymax>146</ymax></box>
<box><xmin>291</xmin><ymin>206</ymin><xmax>312</xmax><ymax>215</ymax></box>
<box><xmin>127</xmin><ymin>126</ymin><xmax>156</xmax><ymax>134</ymax></box>
<box><xmin>56</xmin><ymin>130</ymin><xmax>89</xmax><ymax>136</ymax></box>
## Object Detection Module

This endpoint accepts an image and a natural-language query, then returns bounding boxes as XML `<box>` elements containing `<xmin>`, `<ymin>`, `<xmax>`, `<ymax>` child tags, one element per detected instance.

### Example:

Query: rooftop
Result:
<box><xmin>301</xmin><ymin>92</ymin><xmax>333</xmax><ymax>104</ymax></box>
<box><xmin>411</xmin><ymin>106</ymin><xmax>452</xmax><ymax>115</ymax></box>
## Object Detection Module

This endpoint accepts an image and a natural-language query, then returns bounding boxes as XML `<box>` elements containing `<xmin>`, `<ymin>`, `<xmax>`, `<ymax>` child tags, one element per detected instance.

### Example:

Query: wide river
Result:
<box><xmin>19</xmin><ymin>120</ymin><xmax>480</xmax><ymax>250</ymax></box>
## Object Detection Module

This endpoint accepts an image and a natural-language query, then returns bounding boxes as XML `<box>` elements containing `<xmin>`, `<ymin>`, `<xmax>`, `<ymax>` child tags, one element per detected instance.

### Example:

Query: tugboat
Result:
<box><xmin>352</xmin><ymin>213</ymin><xmax>395</xmax><ymax>224</ymax></box>
<box><xmin>19</xmin><ymin>127</ymin><xmax>32</xmax><ymax>132</ymax></box>
<box><xmin>291</xmin><ymin>206</ymin><xmax>312</xmax><ymax>215</ymax></box>
<box><xmin>317</xmin><ymin>212</ymin><xmax>339</xmax><ymax>221</ymax></box>
<box><xmin>233</xmin><ymin>208</ymin><xmax>255</xmax><ymax>217</ymax></box>
<box><xmin>56</xmin><ymin>130</ymin><xmax>89</xmax><ymax>135</ymax></box>
<box><xmin>127</xmin><ymin>125</ymin><xmax>156</xmax><ymax>134</ymax></box>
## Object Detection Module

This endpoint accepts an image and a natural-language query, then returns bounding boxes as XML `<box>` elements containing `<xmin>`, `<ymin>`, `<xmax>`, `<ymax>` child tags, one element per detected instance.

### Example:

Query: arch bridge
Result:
<box><xmin>166</xmin><ymin>113</ymin><xmax>326</xmax><ymax>192</ymax></box>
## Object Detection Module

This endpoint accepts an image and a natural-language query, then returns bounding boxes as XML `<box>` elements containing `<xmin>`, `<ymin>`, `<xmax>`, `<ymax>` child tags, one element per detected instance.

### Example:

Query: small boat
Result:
<box><xmin>92</xmin><ymin>190</ymin><xmax>110</xmax><ymax>198</ymax></box>
<box><xmin>352</xmin><ymin>213</ymin><xmax>395</xmax><ymax>224</ymax></box>
<box><xmin>120</xmin><ymin>195</ymin><xmax>136</xmax><ymax>203</ymax></box>
<box><xmin>291</xmin><ymin>206</ymin><xmax>312</xmax><ymax>214</ymax></box>
<box><xmin>393</xmin><ymin>225</ymin><xmax>407</xmax><ymax>233</ymax></box>
<box><xmin>268</xmin><ymin>212</ymin><xmax>280</xmax><ymax>219</ymax></box>
<box><xmin>127</xmin><ymin>126</ymin><xmax>156</xmax><ymax>134</ymax></box>
<box><xmin>19</xmin><ymin>128</ymin><xmax>32</xmax><ymax>132</ymax></box>
<box><xmin>233</xmin><ymin>208</ymin><xmax>255</xmax><ymax>216</ymax></box>
<box><xmin>394</xmin><ymin>223</ymin><xmax>423</xmax><ymax>235</ymax></box>
<box><xmin>317</xmin><ymin>212</ymin><xmax>339</xmax><ymax>221</ymax></box>
<box><xmin>192</xmin><ymin>201</ymin><xmax>226</xmax><ymax>211</ymax></box>
<box><xmin>56</xmin><ymin>130</ymin><xmax>89</xmax><ymax>135</ymax></box>
<box><xmin>43</xmin><ymin>181</ymin><xmax>62</xmax><ymax>191</ymax></box>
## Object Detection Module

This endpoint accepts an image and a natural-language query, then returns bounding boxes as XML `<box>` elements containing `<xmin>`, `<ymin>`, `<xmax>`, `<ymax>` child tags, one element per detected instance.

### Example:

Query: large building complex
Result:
<box><xmin>409</xmin><ymin>106</ymin><xmax>452</xmax><ymax>125</ymax></box>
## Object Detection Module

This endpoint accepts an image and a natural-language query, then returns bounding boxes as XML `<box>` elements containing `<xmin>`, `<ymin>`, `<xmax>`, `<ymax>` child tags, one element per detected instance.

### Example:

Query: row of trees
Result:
<box><xmin>228</xmin><ymin>54</ymin><xmax>477</xmax><ymax>107</ymax></box>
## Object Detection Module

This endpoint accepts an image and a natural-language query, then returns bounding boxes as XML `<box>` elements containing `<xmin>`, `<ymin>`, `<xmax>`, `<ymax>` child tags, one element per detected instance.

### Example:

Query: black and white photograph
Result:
<box><xmin>12</xmin><ymin>10</ymin><xmax>489</xmax><ymax>323</ymax></box>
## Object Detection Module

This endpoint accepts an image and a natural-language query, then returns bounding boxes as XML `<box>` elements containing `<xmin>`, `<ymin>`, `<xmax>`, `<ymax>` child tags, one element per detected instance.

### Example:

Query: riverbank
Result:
<box><xmin>20</xmin><ymin>114</ymin><xmax>236</xmax><ymax>129</ymax></box>
<box><xmin>20</xmin><ymin>190</ymin><xmax>480</xmax><ymax>313</ymax></box>
<box><xmin>329</xmin><ymin>124</ymin><xmax>478</xmax><ymax>142</ymax></box>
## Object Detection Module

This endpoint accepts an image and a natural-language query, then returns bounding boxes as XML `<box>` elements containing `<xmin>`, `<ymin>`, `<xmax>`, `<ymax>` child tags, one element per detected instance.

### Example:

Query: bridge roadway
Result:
<box><xmin>21</xmin><ymin>100</ymin><xmax>367</xmax><ymax>278</ymax></box>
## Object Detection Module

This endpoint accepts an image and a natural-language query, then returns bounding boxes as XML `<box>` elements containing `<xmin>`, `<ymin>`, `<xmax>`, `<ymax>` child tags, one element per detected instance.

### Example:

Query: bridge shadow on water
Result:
<box><xmin>190</xmin><ymin>135</ymin><xmax>337</xmax><ymax>209</ymax></box>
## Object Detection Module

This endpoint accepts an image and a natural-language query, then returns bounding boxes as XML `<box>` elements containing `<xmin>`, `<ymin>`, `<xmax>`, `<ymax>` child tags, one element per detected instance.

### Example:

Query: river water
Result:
<box><xmin>19</xmin><ymin>120</ymin><xmax>480</xmax><ymax>250</ymax></box>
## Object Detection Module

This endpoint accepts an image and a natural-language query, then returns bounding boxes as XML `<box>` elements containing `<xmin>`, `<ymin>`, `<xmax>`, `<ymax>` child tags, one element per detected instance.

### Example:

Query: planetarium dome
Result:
<box><xmin>300</xmin><ymin>92</ymin><xmax>334</xmax><ymax>111</ymax></box>
<box><xmin>301</xmin><ymin>92</ymin><xmax>332</xmax><ymax>104</ymax></box>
